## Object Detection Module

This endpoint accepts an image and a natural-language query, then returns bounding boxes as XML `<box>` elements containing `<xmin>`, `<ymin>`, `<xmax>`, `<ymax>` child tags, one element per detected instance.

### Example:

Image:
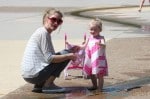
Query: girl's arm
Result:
<box><xmin>96</xmin><ymin>36</ymin><xmax>106</xmax><ymax>48</ymax></box>
<box><xmin>80</xmin><ymin>38</ymin><xmax>89</xmax><ymax>49</ymax></box>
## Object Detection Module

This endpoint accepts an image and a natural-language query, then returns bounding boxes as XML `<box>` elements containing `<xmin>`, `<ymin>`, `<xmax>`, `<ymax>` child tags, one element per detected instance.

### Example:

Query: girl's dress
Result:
<box><xmin>83</xmin><ymin>35</ymin><xmax>108</xmax><ymax>77</ymax></box>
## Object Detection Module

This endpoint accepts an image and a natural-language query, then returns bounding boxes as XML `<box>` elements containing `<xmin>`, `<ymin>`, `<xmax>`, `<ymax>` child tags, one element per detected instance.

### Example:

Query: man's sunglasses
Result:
<box><xmin>48</xmin><ymin>17</ymin><xmax>63</xmax><ymax>25</ymax></box>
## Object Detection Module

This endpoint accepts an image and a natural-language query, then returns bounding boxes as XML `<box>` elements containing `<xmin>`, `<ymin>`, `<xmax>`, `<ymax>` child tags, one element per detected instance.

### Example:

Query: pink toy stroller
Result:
<box><xmin>64</xmin><ymin>33</ymin><xmax>86</xmax><ymax>79</ymax></box>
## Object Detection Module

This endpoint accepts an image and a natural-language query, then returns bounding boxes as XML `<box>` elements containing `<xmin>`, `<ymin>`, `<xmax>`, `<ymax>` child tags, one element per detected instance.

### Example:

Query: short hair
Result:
<box><xmin>42</xmin><ymin>8</ymin><xmax>63</xmax><ymax>24</ymax></box>
<box><xmin>90</xmin><ymin>17</ymin><xmax>102</xmax><ymax>31</ymax></box>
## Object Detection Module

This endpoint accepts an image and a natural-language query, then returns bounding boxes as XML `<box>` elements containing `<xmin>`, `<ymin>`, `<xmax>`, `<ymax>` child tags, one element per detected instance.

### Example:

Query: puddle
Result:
<box><xmin>64</xmin><ymin>87</ymin><xmax>129</xmax><ymax>99</ymax></box>
<box><xmin>103</xmin><ymin>76</ymin><xmax>150</xmax><ymax>93</ymax></box>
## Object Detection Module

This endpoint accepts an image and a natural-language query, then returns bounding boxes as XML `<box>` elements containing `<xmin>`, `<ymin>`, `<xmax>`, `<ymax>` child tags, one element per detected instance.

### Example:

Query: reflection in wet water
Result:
<box><xmin>64</xmin><ymin>87</ymin><xmax>106</xmax><ymax>99</ymax></box>
<box><xmin>63</xmin><ymin>87</ymin><xmax>129</xmax><ymax>99</ymax></box>
<box><xmin>65</xmin><ymin>87</ymin><xmax>89</xmax><ymax>98</ymax></box>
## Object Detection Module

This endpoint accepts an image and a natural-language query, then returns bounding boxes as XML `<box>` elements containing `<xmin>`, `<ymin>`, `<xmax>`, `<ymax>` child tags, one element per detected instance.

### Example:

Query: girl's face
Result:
<box><xmin>46</xmin><ymin>13</ymin><xmax>63</xmax><ymax>32</ymax></box>
<box><xmin>89</xmin><ymin>23</ymin><xmax>100</xmax><ymax>37</ymax></box>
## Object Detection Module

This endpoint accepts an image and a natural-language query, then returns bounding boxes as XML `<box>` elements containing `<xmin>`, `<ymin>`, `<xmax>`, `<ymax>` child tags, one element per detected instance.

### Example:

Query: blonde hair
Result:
<box><xmin>42</xmin><ymin>8</ymin><xmax>63</xmax><ymax>24</ymax></box>
<box><xmin>90</xmin><ymin>17</ymin><xmax>102</xmax><ymax>31</ymax></box>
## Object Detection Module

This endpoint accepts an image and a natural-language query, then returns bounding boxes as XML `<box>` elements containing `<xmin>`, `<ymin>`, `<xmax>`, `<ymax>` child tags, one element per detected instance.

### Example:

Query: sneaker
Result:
<box><xmin>42</xmin><ymin>85</ymin><xmax>70</xmax><ymax>93</ymax></box>
<box><xmin>32</xmin><ymin>84</ymin><xmax>43</xmax><ymax>93</ymax></box>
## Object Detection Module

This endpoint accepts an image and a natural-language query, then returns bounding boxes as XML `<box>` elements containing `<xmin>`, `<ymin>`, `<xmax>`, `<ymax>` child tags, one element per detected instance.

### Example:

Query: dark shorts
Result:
<box><xmin>23</xmin><ymin>49</ymin><xmax>70</xmax><ymax>85</ymax></box>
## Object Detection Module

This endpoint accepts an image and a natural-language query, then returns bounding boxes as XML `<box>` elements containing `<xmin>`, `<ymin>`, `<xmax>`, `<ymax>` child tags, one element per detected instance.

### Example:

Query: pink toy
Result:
<box><xmin>64</xmin><ymin>33</ymin><xmax>86</xmax><ymax>79</ymax></box>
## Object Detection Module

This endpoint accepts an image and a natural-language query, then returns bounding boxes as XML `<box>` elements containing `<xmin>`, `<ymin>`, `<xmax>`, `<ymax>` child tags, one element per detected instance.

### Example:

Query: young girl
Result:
<box><xmin>82</xmin><ymin>18</ymin><xmax>108</xmax><ymax>92</ymax></box>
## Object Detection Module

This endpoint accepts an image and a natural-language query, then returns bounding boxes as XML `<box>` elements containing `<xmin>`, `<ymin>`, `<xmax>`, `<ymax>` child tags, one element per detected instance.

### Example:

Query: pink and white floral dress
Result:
<box><xmin>83</xmin><ymin>35</ymin><xmax>108</xmax><ymax>77</ymax></box>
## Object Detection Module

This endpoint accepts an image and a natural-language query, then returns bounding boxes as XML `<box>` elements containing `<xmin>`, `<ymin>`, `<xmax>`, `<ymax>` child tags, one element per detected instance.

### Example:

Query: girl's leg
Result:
<box><xmin>90</xmin><ymin>75</ymin><xmax>98</xmax><ymax>89</ymax></box>
<box><xmin>98</xmin><ymin>75</ymin><xmax>104</xmax><ymax>91</ymax></box>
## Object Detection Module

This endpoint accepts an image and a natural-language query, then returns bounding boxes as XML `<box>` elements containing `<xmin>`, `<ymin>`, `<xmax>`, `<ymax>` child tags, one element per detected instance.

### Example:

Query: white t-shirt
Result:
<box><xmin>21</xmin><ymin>27</ymin><xmax>55</xmax><ymax>78</ymax></box>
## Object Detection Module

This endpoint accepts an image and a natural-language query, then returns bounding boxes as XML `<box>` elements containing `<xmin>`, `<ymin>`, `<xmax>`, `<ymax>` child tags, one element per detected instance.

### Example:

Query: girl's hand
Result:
<box><xmin>100</xmin><ymin>44</ymin><xmax>106</xmax><ymax>49</ymax></box>
<box><xmin>95</xmin><ymin>42</ymin><xmax>106</xmax><ymax>48</ymax></box>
